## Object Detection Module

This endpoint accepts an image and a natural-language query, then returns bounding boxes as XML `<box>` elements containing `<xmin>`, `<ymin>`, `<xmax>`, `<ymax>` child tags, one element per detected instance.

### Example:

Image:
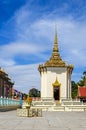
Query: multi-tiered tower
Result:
<box><xmin>38</xmin><ymin>29</ymin><xmax>73</xmax><ymax>101</ymax></box>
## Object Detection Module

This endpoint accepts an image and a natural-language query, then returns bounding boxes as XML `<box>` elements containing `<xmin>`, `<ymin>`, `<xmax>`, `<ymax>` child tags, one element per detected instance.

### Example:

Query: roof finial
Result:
<box><xmin>53</xmin><ymin>24</ymin><xmax>59</xmax><ymax>52</ymax></box>
<box><xmin>54</xmin><ymin>24</ymin><xmax>57</xmax><ymax>43</ymax></box>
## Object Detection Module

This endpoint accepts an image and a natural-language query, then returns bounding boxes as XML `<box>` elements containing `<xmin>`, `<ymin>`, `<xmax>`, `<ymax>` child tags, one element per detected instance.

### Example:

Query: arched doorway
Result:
<box><xmin>54</xmin><ymin>86</ymin><xmax>60</xmax><ymax>100</ymax></box>
<box><xmin>52</xmin><ymin>77</ymin><xmax>61</xmax><ymax>101</ymax></box>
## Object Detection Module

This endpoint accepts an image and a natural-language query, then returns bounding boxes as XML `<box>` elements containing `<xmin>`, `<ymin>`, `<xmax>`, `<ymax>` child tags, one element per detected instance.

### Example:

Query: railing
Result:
<box><xmin>0</xmin><ymin>96</ymin><xmax>21</xmax><ymax>106</ymax></box>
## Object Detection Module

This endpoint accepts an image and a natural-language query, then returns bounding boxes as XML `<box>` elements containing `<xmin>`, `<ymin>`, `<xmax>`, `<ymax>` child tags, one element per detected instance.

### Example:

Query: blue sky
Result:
<box><xmin>0</xmin><ymin>0</ymin><xmax>86</xmax><ymax>93</ymax></box>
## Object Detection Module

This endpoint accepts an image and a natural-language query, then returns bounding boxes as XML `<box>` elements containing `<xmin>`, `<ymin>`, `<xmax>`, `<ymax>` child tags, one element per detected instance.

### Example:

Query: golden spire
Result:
<box><xmin>53</xmin><ymin>26</ymin><xmax>59</xmax><ymax>52</ymax></box>
<box><xmin>44</xmin><ymin>26</ymin><xmax>66</xmax><ymax>67</ymax></box>
<box><xmin>38</xmin><ymin>26</ymin><xmax>74</xmax><ymax>72</ymax></box>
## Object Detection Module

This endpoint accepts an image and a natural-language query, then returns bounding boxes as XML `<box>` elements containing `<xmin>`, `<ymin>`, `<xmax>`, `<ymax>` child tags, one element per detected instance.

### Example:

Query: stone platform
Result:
<box><xmin>17</xmin><ymin>108</ymin><xmax>42</xmax><ymax>117</ymax></box>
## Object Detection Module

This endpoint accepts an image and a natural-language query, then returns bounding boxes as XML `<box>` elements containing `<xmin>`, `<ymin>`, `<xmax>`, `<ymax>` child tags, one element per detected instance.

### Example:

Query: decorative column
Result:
<box><xmin>9</xmin><ymin>85</ymin><xmax>12</xmax><ymax>98</ymax></box>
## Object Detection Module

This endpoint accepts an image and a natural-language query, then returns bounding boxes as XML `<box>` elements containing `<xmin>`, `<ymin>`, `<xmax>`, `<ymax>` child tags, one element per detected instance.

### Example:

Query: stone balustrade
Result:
<box><xmin>0</xmin><ymin>96</ymin><xmax>21</xmax><ymax>106</ymax></box>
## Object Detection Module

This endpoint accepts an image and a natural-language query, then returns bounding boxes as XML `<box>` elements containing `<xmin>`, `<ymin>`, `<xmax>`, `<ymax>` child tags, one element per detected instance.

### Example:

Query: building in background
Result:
<box><xmin>0</xmin><ymin>68</ymin><xmax>14</xmax><ymax>98</ymax></box>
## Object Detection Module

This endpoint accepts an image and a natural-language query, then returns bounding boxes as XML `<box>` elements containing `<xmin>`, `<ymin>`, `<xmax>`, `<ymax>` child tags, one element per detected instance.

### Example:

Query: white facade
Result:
<box><xmin>40</xmin><ymin>67</ymin><xmax>72</xmax><ymax>100</ymax></box>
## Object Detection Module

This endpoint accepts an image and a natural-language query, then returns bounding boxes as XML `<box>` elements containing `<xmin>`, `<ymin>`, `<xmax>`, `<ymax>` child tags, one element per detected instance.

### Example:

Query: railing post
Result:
<box><xmin>6</xmin><ymin>97</ymin><xmax>8</xmax><ymax>106</ymax></box>
<box><xmin>3</xmin><ymin>97</ymin><xmax>6</xmax><ymax>106</ymax></box>
<box><xmin>20</xmin><ymin>93</ymin><xmax>23</xmax><ymax>107</ymax></box>
<box><xmin>0</xmin><ymin>96</ymin><xmax>3</xmax><ymax>105</ymax></box>
<box><xmin>1</xmin><ymin>96</ymin><xmax>4</xmax><ymax>106</ymax></box>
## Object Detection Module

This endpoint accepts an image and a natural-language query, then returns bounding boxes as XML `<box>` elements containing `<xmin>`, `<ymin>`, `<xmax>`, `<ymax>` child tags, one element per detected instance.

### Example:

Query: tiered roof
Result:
<box><xmin>38</xmin><ymin>28</ymin><xmax>74</xmax><ymax>72</ymax></box>
<box><xmin>44</xmin><ymin>29</ymin><xmax>66</xmax><ymax>67</ymax></box>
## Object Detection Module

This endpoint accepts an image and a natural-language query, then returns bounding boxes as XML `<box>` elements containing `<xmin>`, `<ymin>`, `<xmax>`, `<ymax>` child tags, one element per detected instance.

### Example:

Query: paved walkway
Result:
<box><xmin>0</xmin><ymin>110</ymin><xmax>86</xmax><ymax>130</ymax></box>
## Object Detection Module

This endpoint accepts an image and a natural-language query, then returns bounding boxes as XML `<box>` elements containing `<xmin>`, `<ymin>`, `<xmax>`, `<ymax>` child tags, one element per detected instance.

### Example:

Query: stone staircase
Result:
<box><xmin>31</xmin><ymin>98</ymin><xmax>56</xmax><ymax>111</ymax></box>
<box><xmin>30</xmin><ymin>98</ymin><xmax>86</xmax><ymax>111</ymax></box>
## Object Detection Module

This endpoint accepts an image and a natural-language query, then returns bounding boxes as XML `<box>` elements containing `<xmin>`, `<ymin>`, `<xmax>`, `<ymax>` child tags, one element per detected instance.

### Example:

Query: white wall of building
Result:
<box><xmin>41</xmin><ymin>67</ymin><xmax>71</xmax><ymax>100</ymax></box>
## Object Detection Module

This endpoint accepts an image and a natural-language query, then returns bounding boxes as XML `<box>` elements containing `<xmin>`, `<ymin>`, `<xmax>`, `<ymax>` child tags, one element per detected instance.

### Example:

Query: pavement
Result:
<box><xmin>0</xmin><ymin>110</ymin><xmax>86</xmax><ymax>130</ymax></box>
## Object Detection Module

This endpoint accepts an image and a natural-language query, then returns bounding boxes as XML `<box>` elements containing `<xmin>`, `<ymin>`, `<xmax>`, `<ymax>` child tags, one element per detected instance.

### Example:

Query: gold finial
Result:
<box><xmin>54</xmin><ymin>24</ymin><xmax>57</xmax><ymax>43</ymax></box>
<box><xmin>53</xmin><ymin>25</ymin><xmax>59</xmax><ymax>52</ymax></box>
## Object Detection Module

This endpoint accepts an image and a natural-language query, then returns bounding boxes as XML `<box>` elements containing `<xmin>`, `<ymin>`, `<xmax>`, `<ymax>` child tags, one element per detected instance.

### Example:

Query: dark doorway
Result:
<box><xmin>54</xmin><ymin>87</ymin><xmax>59</xmax><ymax>100</ymax></box>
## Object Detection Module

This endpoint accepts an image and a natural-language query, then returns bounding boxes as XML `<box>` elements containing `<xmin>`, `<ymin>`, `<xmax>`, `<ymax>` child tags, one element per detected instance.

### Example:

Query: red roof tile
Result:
<box><xmin>78</xmin><ymin>86</ymin><xmax>86</xmax><ymax>97</ymax></box>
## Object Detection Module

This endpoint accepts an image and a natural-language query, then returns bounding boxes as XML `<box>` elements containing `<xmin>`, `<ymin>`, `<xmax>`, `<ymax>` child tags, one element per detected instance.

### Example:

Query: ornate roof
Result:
<box><xmin>38</xmin><ymin>28</ymin><xmax>74</xmax><ymax>72</ymax></box>
<box><xmin>0</xmin><ymin>68</ymin><xmax>14</xmax><ymax>85</ymax></box>
<box><xmin>44</xmin><ymin>29</ymin><xmax>66</xmax><ymax>67</ymax></box>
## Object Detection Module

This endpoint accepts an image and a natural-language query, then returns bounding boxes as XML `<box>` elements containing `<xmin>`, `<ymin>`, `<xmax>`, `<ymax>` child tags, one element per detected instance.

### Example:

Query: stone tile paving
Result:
<box><xmin>0</xmin><ymin>111</ymin><xmax>86</xmax><ymax>130</ymax></box>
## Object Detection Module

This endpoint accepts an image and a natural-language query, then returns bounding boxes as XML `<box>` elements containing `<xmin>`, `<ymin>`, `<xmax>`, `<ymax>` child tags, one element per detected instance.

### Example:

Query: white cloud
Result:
<box><xmin>0</xmin><ymin>41</ymin><xmax>50</xmax><ymax>60</ymax></box>
<box><xmin>5</xmin><ymin>64</ymin><xmax>40</xmax><ymax>93</ymax></box>
<box><xmin>0</xmin><ymin>3</ymin><xmax>86</xmax><ymax>93</ymax></box>
<box><xmin>0</xmin><ymin>58</ymin><xmax>15</xmax><ymax>67</ymax></box>
<box><xmin>28</xmin><ymin>18</ymin><xmax>86</xmax><ymax>67</ymax></box>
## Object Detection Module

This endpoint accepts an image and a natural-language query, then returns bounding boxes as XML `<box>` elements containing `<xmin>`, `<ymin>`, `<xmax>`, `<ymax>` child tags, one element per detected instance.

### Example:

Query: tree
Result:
<box><xmin>71</xmin><ymin>71</ymin><xmax>86</xmax><ymax>99</ymax></box>
<box><xmin>71</xmin><ymin>81</ymin><xmax>78</xmax><ymax>99</ymax></box>
<box><xmin>77</xmin><ymin>71</ymin><xmax>86</xmax><ymax>86</ymax></box>
<box><xmin>22</xmin><ymin>93</ymin><xmax>28</xmax><ymax>100</ymax></box>
<box><xmin>29</xmin><ymin>88</ymin><xmax>40</xmax><ymax>97</ymax></box>
<box><xmin>83</xmin><ymin>71</ymin><xmax>86</xmax><ymax>86</ymax></box>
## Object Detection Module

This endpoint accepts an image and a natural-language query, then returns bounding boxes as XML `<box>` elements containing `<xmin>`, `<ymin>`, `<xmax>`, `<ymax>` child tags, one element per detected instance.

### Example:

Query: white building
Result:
<box><xmin>38</xmin><ymin>30</ymin><xmax>74</xmax><ymax>101</ymax></box>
